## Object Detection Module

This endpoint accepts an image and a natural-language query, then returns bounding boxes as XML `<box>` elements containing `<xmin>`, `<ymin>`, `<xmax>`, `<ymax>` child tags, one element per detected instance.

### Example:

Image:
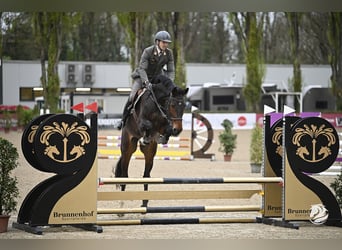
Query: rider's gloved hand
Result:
<box><xmin>144</xmin><ymin>80</ymin><xmax>152</xmax><ymax>90</ymax></box>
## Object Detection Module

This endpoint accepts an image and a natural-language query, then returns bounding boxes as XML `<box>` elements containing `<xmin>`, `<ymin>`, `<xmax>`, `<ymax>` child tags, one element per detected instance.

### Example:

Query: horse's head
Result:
<box><xmin>166</xmin><ymin>86</ymin><xmax>189</xmax><ymax>136</ymax></box>
<box><xmin>148</xmin><ymin>75</ymin><xmax>189</xmax><ymax>136</ymax></box>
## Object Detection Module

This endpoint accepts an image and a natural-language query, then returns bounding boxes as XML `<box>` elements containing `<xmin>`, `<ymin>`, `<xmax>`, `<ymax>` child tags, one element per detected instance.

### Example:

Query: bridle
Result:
<box><xmin>164</xmin><ymin>94</ymin><xmax>185</xmax><ymax>122</ymax></box>
<box><xmin>148</xmin><ymin>87</ymin><xmax>185</xmax><ymax>124</ymax></box>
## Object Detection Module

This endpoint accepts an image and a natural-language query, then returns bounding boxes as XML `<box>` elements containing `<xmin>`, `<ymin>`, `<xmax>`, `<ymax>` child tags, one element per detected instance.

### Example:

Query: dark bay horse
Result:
<box><xmin>114</xmin><ymin>75</ymin><xmax>189</xmax><ymax>207</ymax></box>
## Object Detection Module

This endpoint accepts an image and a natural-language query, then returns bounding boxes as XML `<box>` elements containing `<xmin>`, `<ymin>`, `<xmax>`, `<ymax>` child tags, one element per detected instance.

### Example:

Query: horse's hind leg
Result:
<box><xmin>113</xmin><ymin>157</ymin><xmax>125</xmax><ymax>191</ymax></box>
<box><xmin>114</xmin><ymin>132</ymin><xmax>138</xmax><ymax>192</ymax></box>
<box><xmin>140</xmin><ymin>140</ymin><xmax>158</xmax><ymax>207</ymax></box>
<box><xmin>113</xmin><ymin>133</ymin><xmax>138</xmax><ymax>216</ymax></box>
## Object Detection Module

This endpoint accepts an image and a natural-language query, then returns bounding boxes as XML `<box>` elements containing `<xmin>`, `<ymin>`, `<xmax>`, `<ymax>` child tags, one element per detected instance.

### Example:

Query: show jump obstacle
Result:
<box><xmin>13</xmin><ymin>106</ymin><xmax>342</xmax><ymax>234</ymax></box>
<box><xmin>97</xmin><ymin>111</ymin><xmax>215</xmax><ymax>161</ymax></box>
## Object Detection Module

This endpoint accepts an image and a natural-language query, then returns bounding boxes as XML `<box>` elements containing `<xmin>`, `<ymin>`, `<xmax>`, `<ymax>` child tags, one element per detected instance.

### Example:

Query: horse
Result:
<box><xmin>114</xmin><ymin>75</ymin><xmax>189</xmax><ymax>207</ymax></box>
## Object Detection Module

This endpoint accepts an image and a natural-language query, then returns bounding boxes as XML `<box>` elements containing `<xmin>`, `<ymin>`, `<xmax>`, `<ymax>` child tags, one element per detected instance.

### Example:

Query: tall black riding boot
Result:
<box><xmin>117</xmin><ymin>100</ymin><xmax>132</xmax><ymax>130</ymax></box>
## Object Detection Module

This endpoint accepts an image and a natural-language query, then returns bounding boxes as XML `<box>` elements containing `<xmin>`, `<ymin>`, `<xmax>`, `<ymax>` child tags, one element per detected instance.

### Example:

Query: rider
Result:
<box><xmin>118</xmin><ymin>30</ymin><xmax>175</xmax><ymax>131</ymax></box>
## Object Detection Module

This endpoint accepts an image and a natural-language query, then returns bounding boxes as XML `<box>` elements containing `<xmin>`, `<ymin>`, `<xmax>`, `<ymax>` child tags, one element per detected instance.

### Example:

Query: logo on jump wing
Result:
<box><xmin>272</xmin><ymin>126</ymin><xmax>283</xmax><ymax>157</ymax></box>
<box><xmin>309</xmin><ymin>204</ymin><xmax>329</xmax><ymax>225</ymax></box>
<box><xmin>292</xmin><ymin>124</ymin><xmax>336</xmax><ymax>163</ymax></box>
<box><xmin>39</xmin><ymin>121</ymin><xmax>90</xmax><ymax>163</ymax></box>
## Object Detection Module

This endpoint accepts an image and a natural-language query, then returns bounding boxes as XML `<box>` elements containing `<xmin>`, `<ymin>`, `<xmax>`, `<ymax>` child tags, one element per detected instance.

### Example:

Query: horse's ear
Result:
<box><xmin>171</xmin><ymin>87</ymin><xmax>179</xmax><ymax>96</ymax></box>
<box><xmin>171</xmin><ymin>87</ymin><xmax>189</xmax><ymax>96</ymax></box>
<box><xmin>184</xmin><ymin>87</ymin><xmax>189</xmax><ymax>95</ymax></box>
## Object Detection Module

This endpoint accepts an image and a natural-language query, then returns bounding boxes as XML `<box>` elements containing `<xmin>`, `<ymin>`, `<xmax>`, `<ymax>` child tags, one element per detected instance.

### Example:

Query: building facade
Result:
<box><xmin>0</xmin><ymin>60</ymin><xmax>334</xmax><ymax>113</ymax></box>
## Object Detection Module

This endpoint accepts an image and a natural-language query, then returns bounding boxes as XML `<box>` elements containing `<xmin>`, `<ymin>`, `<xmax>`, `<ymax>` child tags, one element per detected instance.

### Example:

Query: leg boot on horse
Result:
<box><xmin>157</xmin><ymin>124</ymin><xmax>173</xmax><ymax>144</ymax></box>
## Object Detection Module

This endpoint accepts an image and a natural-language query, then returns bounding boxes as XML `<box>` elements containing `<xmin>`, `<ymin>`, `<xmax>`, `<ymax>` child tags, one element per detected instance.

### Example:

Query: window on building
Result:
<box><xmin>212</xmin><ymin>95</ymin><xmax>234</xmax><ymax>105</ymax></box>
<box><xmin>20</xmin><ymin>87</ymin><xmax>43</xmax><ymax>101</ymax></box>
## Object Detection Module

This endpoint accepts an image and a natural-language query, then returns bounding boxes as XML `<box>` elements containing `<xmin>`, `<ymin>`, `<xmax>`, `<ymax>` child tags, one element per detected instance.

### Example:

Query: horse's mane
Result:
<box><xmin>150</xmin><ymin>75</ymin><xmax>175</xmax><ymax>100</ymax></box>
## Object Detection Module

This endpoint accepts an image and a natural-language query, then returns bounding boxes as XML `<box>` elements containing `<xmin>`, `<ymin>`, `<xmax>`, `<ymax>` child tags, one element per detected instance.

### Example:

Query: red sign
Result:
<box><xmin>71</xmin><ymin>102</ymin><xmax>84</xmax><ymax>112</ymax></box>
<box><xmin>85</xmin><ymin>102</ymin><xmax>98</xmax><ymax>113</ymax></box>
<box><xmin>237</xmin><ymin>116</ymin><xmax>247</xmax><ymax>126</ymax></box>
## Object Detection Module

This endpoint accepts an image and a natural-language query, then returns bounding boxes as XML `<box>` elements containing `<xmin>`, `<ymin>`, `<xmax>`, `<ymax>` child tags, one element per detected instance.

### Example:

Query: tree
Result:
<box><xmin>262</xmin><ymin>13</ymin><xmax>292</xmax><ymax>64</ymax></box>
<box><xmin>171</xmin><ymin>12</ymin><xmax>187</xmax><ymax>88</ymax></box>
<box><xmin>79</xmin><ymin>12</ymin><xmax>95</xmax><ymax>60</ymax></box>
<box><xmin>117</xmin><ymin>12</ymin><xmax>150</xmax><ymax>78</ymax></box>
<box><xmin>32</xmin><ymin>12</ymin><xmax>48</xmax><ymax>111</ymax></box>
<box><xmin>327</xmin><ymin>12</ymin><xmax>342</xmax><ymax>111</ymax></box>
<box><xmin>286</xmin><ymin>12</ymin><xmax>302</xmax><ymax>112</ymax></box>
<box><xmin>32</xmin><ymin>12</ymin><xmax>75</xmax><ymax>112</ymax></box>
<box><xmin>168</xmin><ymin>12</ymin><xmax>203</xmax><ymax>87</ymax></box>
<box><xmin>72</xmin><ymin>12</ymin><xmax>125</xmax><ymax>62</ymax></box>
<box><xmin>301</xmin><ymin>13</ymin><xmax>329</xmax><ymax>64</ymax></box>
<box><xmin>230</xmin><ymin>12</ymin><xmax>265</xmax><ymax>112</ymax></box>
<box><xmin>1</xmin><ymin>13</ymin><xmax>38</xmax><ymax>60</ymax></box>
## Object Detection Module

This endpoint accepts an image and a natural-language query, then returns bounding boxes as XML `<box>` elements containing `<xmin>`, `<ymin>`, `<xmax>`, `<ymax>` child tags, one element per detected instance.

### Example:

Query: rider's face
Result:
<box><xmin>158</xmin><ymin>41</ymin><xmax>169</xmax><ymax>51</ymax></box>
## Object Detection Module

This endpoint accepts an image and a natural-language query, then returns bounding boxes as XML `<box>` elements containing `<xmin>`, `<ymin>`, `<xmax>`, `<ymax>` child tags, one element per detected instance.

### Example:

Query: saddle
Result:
<box><xmin>130</xmin><ymin>88</ymin><xmax>147</xmax><ymax>117</ymax></box>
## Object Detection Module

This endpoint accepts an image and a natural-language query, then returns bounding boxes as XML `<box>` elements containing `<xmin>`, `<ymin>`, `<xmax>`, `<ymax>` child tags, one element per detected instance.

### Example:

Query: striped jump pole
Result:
<box><xmin>97</xmin><ymin>205</ymin><xmax>262</xmax><ymax>214</ymax></box>
<box><xmin>98</xmin><ymin>189</ymin><xmax>262</xmax><ymax>201</ymax></box>
<box><xmin>98</xmin><ymin>135</ymin><xmax>121</xmax><ymax>140</ymax></box>
<box><xmin>98</xmin><ymin>177</ymin><xmax>283</xmax><ymax>185</ymax></box>
<box><xmin>98</xmin><ymin>135</ymin><xmax>190</xmax><ymax>142</ymax></box>
<box><xmin>97</xmin><ymin>155</ymin><xmax>194</xmax><ymax>161</ymax></box>
<box><xmin>97</xmin><ymin>217</ymin><xmax>257</xmax><ymax>226</ymax></box>
<box><xmin>97</xmin><ymin>177</ymin><xmax>282</xmax><ymax>201</ymax></box>
<box><xmin>98</xmin><ymin>142</ymin><xmax>190</xmax><ymax>149</ymax></box>
<box><xmin>98</xmin><ymin>142</ymin><xmax>121</xmax><ymax>147</ymax></box>
<box><xmin>96</xmin><ymin>177</ymin><xmax>284</xmax><ymax>226</ymax></box>
<box><xmin>97</xmin><ymin>135</ymin><xmax>193</xmax><ymax>161</ymax></box>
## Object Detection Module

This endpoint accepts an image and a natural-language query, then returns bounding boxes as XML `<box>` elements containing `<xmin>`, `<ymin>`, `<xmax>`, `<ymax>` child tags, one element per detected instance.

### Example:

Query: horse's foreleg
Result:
<box><xmin>140</xmin><ymin>141</ymin><xmax>158</xmax><ymax>207</ymax></box>
<box><xmin>139</xmin><ymin>119</ymin><xmax>153</xmax><ymax>145</ymax></box>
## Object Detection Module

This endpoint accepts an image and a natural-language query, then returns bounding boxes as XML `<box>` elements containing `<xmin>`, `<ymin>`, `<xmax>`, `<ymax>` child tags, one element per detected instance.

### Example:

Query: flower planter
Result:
<box><xmin>224</xmin><ymin>154</ymin><xmax>232</xmax><ymax>162</ymax></box>
<box><xmin>0</xmin><ymin>215</ymin><xmax>10</xmax><ymax>233</ymax></box>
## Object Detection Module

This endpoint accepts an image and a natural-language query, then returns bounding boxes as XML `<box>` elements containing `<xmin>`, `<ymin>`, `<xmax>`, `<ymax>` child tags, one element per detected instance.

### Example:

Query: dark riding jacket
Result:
<box><xmin>131</xmin><ymin>45</ymin><xmax>175</xmax><ymax>83</ymax></box>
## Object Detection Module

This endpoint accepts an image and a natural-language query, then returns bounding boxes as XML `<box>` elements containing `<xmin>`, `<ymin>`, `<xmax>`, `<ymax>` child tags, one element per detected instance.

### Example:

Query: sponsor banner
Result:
<box><xmin>321</xmin><ymin>113</ymin><xmax>342</xmax><ymax>127</ymax></box>
<box><xmin>93</xmin><ymin>112</ymin><xmax>342</xmax><ymax>130</ymax></box>
<box><xmin>92</xmin><ymin>113</ymin><xmax>257</xmax><ymax>130</ymax></box>
<box><xmin>183</xmin><ymin>113</ymin><xmax>256</xmax><ymax>130</ymax></box>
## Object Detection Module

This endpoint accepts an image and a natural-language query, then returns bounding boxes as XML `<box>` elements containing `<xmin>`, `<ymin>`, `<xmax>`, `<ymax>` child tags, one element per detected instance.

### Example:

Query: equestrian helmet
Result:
<box><xmin>154</xmin><ymin>31</ymin><xmax>172</xmax><ymax>43</ymax></box>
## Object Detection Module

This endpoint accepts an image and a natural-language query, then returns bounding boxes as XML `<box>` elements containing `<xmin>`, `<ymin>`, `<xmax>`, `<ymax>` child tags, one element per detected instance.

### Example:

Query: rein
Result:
<box><xmin>148</xmin><ymin>86</ymin><xmax>168</xmax><ymax>120</ymax></box>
